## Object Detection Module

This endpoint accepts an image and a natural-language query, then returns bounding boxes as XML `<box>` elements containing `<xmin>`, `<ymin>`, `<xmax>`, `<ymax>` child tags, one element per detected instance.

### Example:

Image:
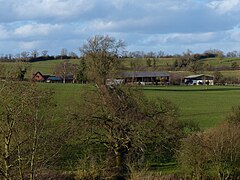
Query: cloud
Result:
<box><xmin>208</xmin><ymin>0</ymin><xmax>240</xmax><ymax>14</ymax></box>
<box><xmin>0</xmin><ymin>0</ymin><xmax>240</xmax><ymax>54</ymax></box>
<box><xmin>13</xmin><ymin>24</ymin><xmax>61</xmax><ymax>37</ymax></box>
<box><xmin>160</xmin><ymin>32</ymin><xmax>216</xmax><ymax>44</ymax></box>
<box><xmin>0</xmin><ymin>25</ymin><xmax>9</xmax><ymax>39</ymax></box>
<box><xmin>229</xmin><ymin>26</ymin><xmax>240</xmax><ymax>42</ymax></box>
<box><xmin>0</xmin><ymin>0</ymin><xmax>95</xmax><ymax>22</ymax></box>
<box><xmin>14</xmin><ymin>23</ymin><xmax>62</xmax><ymax>37</ymax></box>
<box><xmin>18</xmin><ymin>41</ymin><xmax>42</xmax><ymax>51</ymax></box>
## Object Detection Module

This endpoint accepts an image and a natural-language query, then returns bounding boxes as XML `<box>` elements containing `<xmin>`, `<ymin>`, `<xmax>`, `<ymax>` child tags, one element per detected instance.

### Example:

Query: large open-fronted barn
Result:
<box><xmin>122</xmin><ymin>71</ymin><xmax>170</xmax><ymax>85</ymax></box>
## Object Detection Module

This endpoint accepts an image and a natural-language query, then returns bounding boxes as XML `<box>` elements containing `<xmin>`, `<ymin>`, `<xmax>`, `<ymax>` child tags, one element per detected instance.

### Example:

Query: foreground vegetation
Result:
<box><xmin>1</xmin><ymin>82</ymin><xmax>239</xmax><ymax>179</ymax></box>
<box><xmin>0</xmin><ymin>35</ymin><xmax>239</xmax><ymax>179</ymax></box>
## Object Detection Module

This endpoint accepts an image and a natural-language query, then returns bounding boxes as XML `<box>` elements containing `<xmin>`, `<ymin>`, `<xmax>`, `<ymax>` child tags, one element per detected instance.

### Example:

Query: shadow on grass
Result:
<box><xmin>143</xmin><ymin>87</ymin><xmax>240</xmax><ymax>92</ymax></box>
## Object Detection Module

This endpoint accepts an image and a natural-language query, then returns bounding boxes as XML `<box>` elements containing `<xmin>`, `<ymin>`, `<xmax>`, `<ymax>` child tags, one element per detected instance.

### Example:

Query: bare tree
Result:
<box><xmin>178</xmin><ymin>133</ymin><xmax>208</xmax><ymax>180</ymax></box>
<box><xmin>178</xmin><ymin>118</ymin><xmax>240</xmax><ymax>179</ymax></box>
<box><xmin>60</xmin><ymin>48</ymin><xmax>68</xmax><ymax>59</ymax></box>
<box><xmin>20</xmin><ymin>51</ymin><xmax>29</xmax><ymax>60</ymax></box>
<box><xmin>31</xmin><ymin>50</ymin><xmax>39</xmax><ymax>59</ymax></box>
<box><xmin>158</xmin><ymin>50</ymin><xmax>165</xmax><ymax>58</ymax></box>
<box><xmin>72</xmin><ymin>85</ymin><xmax>184</xmax><ymax>179</ymax></box>
<box><xmin>41</xmin><ymin>50</ymin><xmax>48</xmax><ymax>57</ymax></box>
<box><xmin>0</xmin><ymin>82</ymin><xmax>67</xmax><ymax>180</ymax></box>
<box><xmin>68</xmin><ymin>51</ymin><xmax>78</xmax><ymax>59</ymax></box>
<box><xmin>80</xmin><ymin>35</ymin><xmax>125</xmax><ymax>85</ymax></box>
<box><xmin>54</xmin><ymin>60</ymin><xmax>78</xmax><ymax>83</ymax></box>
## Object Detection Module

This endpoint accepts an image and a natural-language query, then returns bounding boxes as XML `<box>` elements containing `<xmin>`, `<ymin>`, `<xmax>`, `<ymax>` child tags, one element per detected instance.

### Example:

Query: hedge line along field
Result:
<box><xmin>38</xmin><ymin>83</ymin><xmax>240</xmax><ymax>129</ymax></box>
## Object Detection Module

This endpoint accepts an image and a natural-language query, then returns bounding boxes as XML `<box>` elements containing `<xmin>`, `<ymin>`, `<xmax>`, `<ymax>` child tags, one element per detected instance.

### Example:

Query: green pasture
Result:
<box><xmin>29</xmin><ymin>57</ymin><xmax>175</xmax><ymax>75</ymax></box>
<box><xmin>219</xmin><ymin>70</ymin><xmax>240</xmax><ymax>77</ymax></box>
<box><xmin>29</xmin><ymin>59</ymin><xmax>80</xmax><ymax>75</ymax></box>
<box><xmin>121</xmin><ymin>57</ymin><xmax>176</xmax><ymax>68</ymax></box>
<box><xmin>144</xmin><ymin>85</ymin><xmax>240</xmax><ymax>128</ymax></box>
<box><xmin>0</xmin><ymin>59</ymin><xmax>80</xmax><ymax>78</ymax></box>
<box><xmin>37</xmin><ymin>83</ymin><xmax>240</xmax><ymax>129</ymax></box>
<box><xmin>202</xmin><ymin>57</ymin><xmax>240</xmax><ymax>67</ymax></box>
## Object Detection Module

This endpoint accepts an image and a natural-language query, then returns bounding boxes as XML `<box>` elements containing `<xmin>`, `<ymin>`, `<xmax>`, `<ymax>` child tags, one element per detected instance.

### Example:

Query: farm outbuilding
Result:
<box><xmin>32</xmin><ymin>72</ymin><xmax>50</xmax><ymax>82</ymax></box>
<box><xmin>184</xmin><ymin>74</ymin><xmax>214</xmax><ymax>85</ymax></box>
<box><xmin>46</xmin><ymin>76</ymin><xmax>62</xmax><ymax>83</ymax></box>
<box><xmin>122</xmin><ymin>71</ymin><xmax>170</xmax><ymax>85</ymax></box>
<box><xmin>32</xmin><ymin>71</ymin><xmax>75</xmax><ymax>83</ymax></box>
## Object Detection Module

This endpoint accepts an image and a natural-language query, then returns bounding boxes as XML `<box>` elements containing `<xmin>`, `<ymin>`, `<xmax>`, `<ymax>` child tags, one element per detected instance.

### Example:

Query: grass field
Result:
<box><xmin>121</xmin><ymin>57</ymin><xmax>176</xmax><ymax>68</ymax></box>
<box><xmin>202</xmin><ymin>57</ymin><xmax>240</xmax><ymax>66</ymax></box>
<box><xmin>38</xmin><ymin>83</ymin><xmax>240</xmax><ymax>129</ymax></box>
<box><xmin>30</xmin><ymin>59</ymin><xmax>81</xmax><ymax>75</ymax></box>
<box><xmin>143</xmin><ymin>85</ymin><xmax>240</xmax><ymax>128</ymax></box>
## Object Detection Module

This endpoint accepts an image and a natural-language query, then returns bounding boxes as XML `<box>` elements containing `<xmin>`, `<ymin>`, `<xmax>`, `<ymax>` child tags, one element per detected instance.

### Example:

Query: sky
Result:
<box><xmin>0</xmin><ymin>0</ymin><xmax>240</xmax><ymax>56</ymax></box>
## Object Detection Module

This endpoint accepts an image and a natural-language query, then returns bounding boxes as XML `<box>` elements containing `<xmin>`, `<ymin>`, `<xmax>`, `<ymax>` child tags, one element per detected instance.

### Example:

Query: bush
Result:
<box><xmin>178</xmin><ymin>121</ymin><xmax>240</xmax><ymax>179</ymax></box>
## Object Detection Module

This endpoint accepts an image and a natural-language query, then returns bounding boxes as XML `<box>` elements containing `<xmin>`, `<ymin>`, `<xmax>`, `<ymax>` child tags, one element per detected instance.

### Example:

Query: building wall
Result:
<box><xmin>124</xmin><ymin>76</ymin><xmax>170</xmax><ymax>85</ymax></box>
<box><xmin>185</xmin><ymin>79</ymin><xmax>214</xmax><ymax>85</ymax></box>
<box><xmin>32</xmin><ymin>73</ymin><xmax>45</xmax><ymax>82</ymax></box>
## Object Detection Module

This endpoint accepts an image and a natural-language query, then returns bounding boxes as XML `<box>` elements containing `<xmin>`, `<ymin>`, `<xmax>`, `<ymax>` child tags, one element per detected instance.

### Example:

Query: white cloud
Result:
<box><xmin>208</xmin><ymin>0</ymin><xmax>240</xmax><ymax>14</ymax></box>
<box><xmin>164</xmin><ymin>32</ymin><xmax>215</xmax><ymax>44</ymax></box>
<box><xmin>14</xmin><ymin>23</ymin><xmax>62</xmax><ymax>37</ymax></box>
<box><xmin>4</xmin><ymin>0</ymin><xmax>95</xmax><ymax>22</ymax></box>
<box><xmin>0</xmin><ymin>26</ymin><xmax>9</xmax><ymax>39</ymax></box>
<box><xmin>18</xmin><ymin>41</ymin><xmax>42</xmax><ymax>50</ymax></box>
<box><xmin>229</xmin><ymin>27</ymin><xmax>240</xmax><ymax>41</ymax></box>
<box><xmin>230</xmin><ymin>31</ymin><xmax>240</xmax><ymax>41</ymax></box>
<box><xmin>0</xmin><ymin>0</ymin><xmax>240</xmax><ymax>54</ymax></box>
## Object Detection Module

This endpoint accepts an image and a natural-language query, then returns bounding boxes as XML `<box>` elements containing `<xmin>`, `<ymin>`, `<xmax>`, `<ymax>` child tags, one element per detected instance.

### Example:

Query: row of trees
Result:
<box><xmin>1</xmin><ymin>45</ymin><xmax>240</xmax><ymax>62</ymax></box>
<box><xmin>0</xmin><ymin>49</ymin><xmax>79</xmax><ymax>62</ymax></box>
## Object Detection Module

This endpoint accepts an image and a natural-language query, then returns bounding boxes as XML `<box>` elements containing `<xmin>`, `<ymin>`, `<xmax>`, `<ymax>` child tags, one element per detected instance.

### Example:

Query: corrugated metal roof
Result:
<box><xmin>185</xmin><ymin>74</ymin><xmax>213</xmax><ymax>79</ymax></box>
<box><xmin>47</xmin><ymin>76</ymin><xmax>62</xmax><ymax>81</ymax></box>
<box><xmin>122</xmin><ymin>71</ymin><xmax>170</xmax><ymax>78</ymax></box>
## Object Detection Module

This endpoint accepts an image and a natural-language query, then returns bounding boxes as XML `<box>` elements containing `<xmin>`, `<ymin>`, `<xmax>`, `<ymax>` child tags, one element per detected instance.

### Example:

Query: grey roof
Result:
<box><xmin>47</xmin><ymin>76</ymin><xmax>62</xmax><ymax>81</ymax></box>
<box><xmin>185</xmin><ymin>74</ymin><xmax>213</xmax><ymax>79</ymax></box>
<box><xmin>122</xmin><ymin>71</ymin><xmax>170</xmax><ymax>78</ymax></box>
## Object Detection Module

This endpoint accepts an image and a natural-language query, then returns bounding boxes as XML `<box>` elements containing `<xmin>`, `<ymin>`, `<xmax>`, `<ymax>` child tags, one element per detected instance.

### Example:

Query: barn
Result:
<box><xmin>122</xmin><ymin>71</ymin><xmax>170</xmax><ymax>85</ymax></box>
<box><xmin>32</xmin><ymin>72</ymin><xmax>50</xmax><ymax>82</ymax></box>
<box><xmin>184</xmin><ymin>74</ymin><xmax>214</xmax><ymax>85</ymax></box>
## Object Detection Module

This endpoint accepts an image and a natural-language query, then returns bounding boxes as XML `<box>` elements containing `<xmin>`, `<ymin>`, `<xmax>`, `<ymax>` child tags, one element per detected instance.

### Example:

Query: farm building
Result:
<box><xmin>46</xmin><ymin>76</ymin><xmax>63</xmax><ymax>83</ymax></box>
<box><xmin>32</xmin><ymin>71</ymin><xmax>73</xmax><ymax>83</ymax></box>
<box><xmin>32</xmin><ymin>72</ymin><xmax>50</xmax><ymax>82</ymax></box>
<box><xmin>184</xmin><ymin>74</ymin><xmax>214</xmax><ymax>85</ymax></box>
<box><xmin>122</xmin><ymin>71</ymin><xmax>170</xmax><ymax>85</ymax></box>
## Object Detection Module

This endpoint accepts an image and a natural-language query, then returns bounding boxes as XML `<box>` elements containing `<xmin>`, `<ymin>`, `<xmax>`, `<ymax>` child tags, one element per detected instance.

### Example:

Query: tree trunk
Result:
<box><xmin>30</xmin><ymin>117</ymin><xmax>38</xmax><ymax>180</ymax></box>
<box><xmin>114</xmin><ymin>150</ymin><xmax>130</xmax><ymax>180</ymax></box>
<box><xmin>17</xmin><ymin>145</ymin><xmax>23</xmax><ymax>180</ymax></box>
<box><xmin>4</xmin><ymin>135</ymin><xmax>11</xmax><ymax>180</ymax></box>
